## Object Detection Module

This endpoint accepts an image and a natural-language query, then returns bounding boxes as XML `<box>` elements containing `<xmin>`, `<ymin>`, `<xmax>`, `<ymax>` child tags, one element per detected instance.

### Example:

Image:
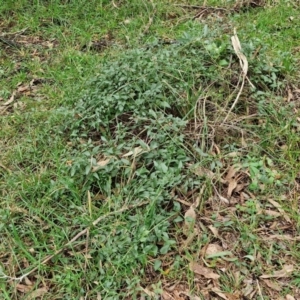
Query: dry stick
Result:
<box><xmin>256</xmin><ymin>279</ymin><xmax>264</xmax><ymax>300</ymax></box>
<box><xmin>2</xmin><ymin>201</ymin><xmax>149</xmax><ymax>282</ymax></box>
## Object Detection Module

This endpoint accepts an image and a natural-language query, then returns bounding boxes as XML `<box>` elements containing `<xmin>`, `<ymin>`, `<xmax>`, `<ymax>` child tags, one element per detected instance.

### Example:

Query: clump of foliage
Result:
<box><xmin>56</xmin><ymin>25</ymin><xmax>290</xmax><ymax>297</ymax></box>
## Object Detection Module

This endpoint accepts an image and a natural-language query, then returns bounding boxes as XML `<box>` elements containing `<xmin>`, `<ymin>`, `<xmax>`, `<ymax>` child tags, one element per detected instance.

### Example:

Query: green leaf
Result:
<box><xmin>154</xmin><ymin>260</ymin><xmax>162</xmax><ymax>271</ymax></box>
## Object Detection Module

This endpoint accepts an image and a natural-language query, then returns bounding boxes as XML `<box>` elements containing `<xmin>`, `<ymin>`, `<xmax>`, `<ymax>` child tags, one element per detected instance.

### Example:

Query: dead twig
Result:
<box><xmin>256</xmin><ymin>279</ymin><xmax>264</xmax><ymax>300</ymax></box>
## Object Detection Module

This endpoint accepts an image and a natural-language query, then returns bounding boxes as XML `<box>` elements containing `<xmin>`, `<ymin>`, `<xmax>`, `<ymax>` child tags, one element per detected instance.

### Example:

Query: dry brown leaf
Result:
<box><xmin>190</xmin><ymin>262</ymin><xmax>220</xmax><ymax>279</ymax></box>
<box><xmin>225</xmin><ymin>292</ymin><xmax>242</xmax><ymax>300</ymax></box>
<box><xmin>242</xmin><ymin>281</ymin><xmax>254</xmax><ymax>297</ymax></box>
<box><xmin>287</xmin><ymin>89</ymin><xmax>293</xmax><ymax>102</ymax></box>
<box><xmin>203</xmin><ymin>244</ymin><xmax>223</xmax><ymax>256</ymax></box>
<box><xmin>225</xmin><ymin>165</ymin><xmax>242</xmax><ymax>197</ymax></box>
<box><xmin>286</xmin><ymin>295</ymin><xmax>295</xmax><ymax>300</ymax></box>
<box><xmin>16</xmin><ymin>283</ymin><xmax>32</xmax><ymax>293</ymax></box>
<box><xmin>175</xmin><ymin>198</ymin><xmax>192</xmax><ymax>207</ymax></box>
<box><xmin>190</xmin><ymin>165</ymin><xmax>214</xmax><ymax>178</ymax></box>
<box><xmin>184</xmin><ymin>206</ymin><xmax>196</xmax><ymax>222</ymax></box>
<box><xmin>161</xmin><ymin>291</ymin><xmax>173</xmax><ymax>300</ymax></box>
<box><xmin>184</xmin><ymin>206</ymin><xmax>196</xmax><ymax>234</ymax></box>
<box><xmin>226</xmin><ymin>151</ymin><xmax>241</xmax><ymax>158</ymax></box>
<box><xmin>264</xmin><ymin>234</ymin><xmax>300</xmax><ymax>241</ymax></box>
<box><xmin>0</xmin><ymin>91</ymin><xmax>16</xmax><ymax>106</ymax></box>
<box><xmin>122</xmin><ymin>146</ymin><xmax>144</xmax><ymax>157</ymax></box>
<box><xmin>263</xmin><ymin>209</ymin><xmax>281</xmax><ymax>217</ymax></box>
<box><xmin>211</xmin><ymin>288</ymin><xmax>228</xmax><ymax>300</ymax></box>
<box><xmin>267</xmin><ymin>199</ymin><xmax>291</xmax><ymax>223</ymax></box>
<box><xmin>18</xmin><ymin>84</ymin><xmax>30</xmax><ymax>93</ymax></box>
<box><xmin>225</xmin><ymin>166</ymin><xmax>238</xmax><ymax>182</ymax></box>
<box><xmin>193</xmin><ymin>196</ymin><xmax>200</xmax><ymax>208</ymax></box>
<box><xmin>141</xmin><ymin>287</ymin><xmax>157</xmax><ymax>297</ymax></box>
<box><xmin>14</xmin><ymin>101</ymin><xmax>26</xmax><ymax>110</ymax></box>
<box><xmin>260</xmin><ymin>265</ymin><xmax>294</xmax><ymax>279</ymax></box>
<box><xmin>235</xmin><ymin>183</ymin><xmax>247</xmax><ymax>193</ymax></box>
<box><xmin>227</xmin><ymin>180</ymin><xmax>237</xmax><ymax>198</ymax></box>
<box><xmin>180</xmin><ymin>291</ymin><xmax>201</xmax><ymax>300</ymax></box>
<box><xmin>92</xmin><ymin>158</ymin><xmax>110</xmax><ymax>172</ymax></box>
<box><xmin>249</xmin><ymin>289</ymin><xmax>258</xmax><ymax>299</ymax></box>
<box><xmin>208</xmin><ymin>225</ymin><xmax>219</xmax><ymax>237</ymax></box>
<box><xmin>24</xmin><ymin>276</ymin><xmax>33</xmax><ymax>286</ymax></box>
<box><xmin>263</xmin><ymin>279</ymin><xmax>282</xmax><ymax>291</ymax></box>
<box><xmin>26</xmin><ymin>287</ymin><xmax>48</xmax><ymax>300</ymax></box>
<box><xmin>218</xmin><ymin>195</ymin><xmax>230</xmax><ymax>204</ymax></box>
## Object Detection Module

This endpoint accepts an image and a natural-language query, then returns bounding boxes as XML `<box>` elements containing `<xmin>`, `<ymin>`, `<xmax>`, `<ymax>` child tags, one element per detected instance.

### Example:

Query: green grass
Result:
<box><xmin>1</xmin><ymin>0</ymin><xmax>300</xmax><ymax>299</ymax></box>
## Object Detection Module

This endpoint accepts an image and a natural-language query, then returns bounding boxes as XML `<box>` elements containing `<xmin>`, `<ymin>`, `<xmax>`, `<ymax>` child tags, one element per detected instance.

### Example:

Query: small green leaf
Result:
<box><xmin>160</xmin><ymin>244</ymin><xmax>170</xmax><ymax>254</ymax></box>
<box><xmin>154</xmin><ymin>260</ymin><xmax>162</xmax><ymax>271</ymax></box>
<box><xmin>161</xmin><ymin>163</ymin><xmax>168</xmax><ymax>173</ymax></box>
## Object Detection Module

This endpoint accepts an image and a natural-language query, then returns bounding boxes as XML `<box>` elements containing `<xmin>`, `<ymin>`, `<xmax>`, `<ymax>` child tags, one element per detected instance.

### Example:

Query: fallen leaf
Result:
<box><xmin>235</xmin><ymin>182</ymin><xmax>247</xmax><ymax>193</ymax></box>
<box><xmin>267</xmin><ymin>199</ymin><xmax>291</xmax><ymax>223</ymax></box>
<box><xmin>0</xmin><ymin>91</ymin><xmax>16</xmax><ymax>106</ymax></box>
<box><xmin>203</xmin><ymin>244</ymin><xmax>223</xmax><ymax>256</ymax></box>
<box><xmin>14</xmin><ymin>101</ymin><xmax>26</xmax><ymax>110</ymax></box>
<box><xmin>141</xmin><ymin>287</ymin><xmax>156</xmax><ymax>297</ymax></box>
<box><xmin>27</xmin><ymin>287</ymin><xmax>48</xmax><ymax>299</ymax></box>
<box><xmin>218</xmin><ymin>195</ymin><xmax>229</xmax><ymax>204</ymax></box>
<box><xmin>263</xmin><ymin>279</ymin><xmax>282</xmax><ymax>291</ymax></box>
<box><xmin>122</xmin><ymin>146</ymin><xmax>144</xmax><ymax>157</ymax></box>
<box><xmin>264</xmin><ymin>234</ymin><xmax>300</xmax><ymax>241</ymax></box>
<box><xmin>18</xmin><ymin>84</ymin><xmax>30</xmax><ymax>93</ymax></box>
<box><xmin>226</xmin><ymin>152</ymin><xmax>241</xmax><ymax>157</ymax></box>
<box><xmin>184</xmin><ymin>206</ymin><xmax>196</xmax><ymax>222</ymax></box>
<box><xmin>286</xmin><ymin>295</ymin><xmax>295</xmax><ymax>300</ymax></box>
<box><xmin>225</xmin><ymin>166</ymin><xmax>238</xmax><ymax>182</ymax></box>
<box><xmin>193</xmin><ymin>196</ymin><xmax>200</xmax><ymax>208</ymax></box>
<box><xmin>263</xmin><ymin>209</ymin><xmax>281</xmax><ymax>217</ymax></box>
<box><xmin>190</xmin><ymin>262</ymin><xmax>220</xmax><ymax>279</ymax></box>
<box><xmin>184</xmin><ymin>206</ymin><xmax>196</xmax><ymax>234</ymax></box>
<box><xmin>260</xmin><ymin>265</ymin><xmax>294</xmax><ymax>279</ymax></box>
<box><xmin>190</xmin><ymin>165</ymin><xmax>214</xmax><ymax>179</ymax></box>
<box><xmin>225</xmin><ymin>165</ymin><xmax>242</xmax><ymax>197</ymax></box>
<box><xmin>242</xmin><ymin>280</ymin><xmax>254</xmax><ymax>297</ymax></box>
<box><xmin>16</xmin><ymin>284</ymin><xmax>32</xmax><ymax>293</ymax></box>
<box><xmin>211</xmin><ymin>288</ymin><xmax>228</xmax><ymax>300</ymax></box>
<box><xmin>227</xmin><ymin>180</ymin><xmax>237</xmax><ymax>198</ymax></box>
<box><xmin>161</xmin><ymin>291</ymin><xmax>173</xmax><ymax>300</ymax></box>
<box><xmin>24</xmin><ymin>277</ymin><xmax>33</xmax><ymax>286</ymax></box>
<box><xmin>92</xmin><ymin>158</ymin><xmax>110</xmax><ymax>172</ymax></box>
<box><xmin>208</xmin><ymin>225</ymin><xmax>219</xmax><ymax>237</ymax></box>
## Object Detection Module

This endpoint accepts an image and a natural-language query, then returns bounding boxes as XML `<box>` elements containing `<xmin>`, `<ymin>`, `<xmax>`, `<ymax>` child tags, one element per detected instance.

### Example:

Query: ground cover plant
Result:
<box><xmin>1</xmin><ymin>0</ymin><xmax>300</xmax><ymax>299</ymax></box>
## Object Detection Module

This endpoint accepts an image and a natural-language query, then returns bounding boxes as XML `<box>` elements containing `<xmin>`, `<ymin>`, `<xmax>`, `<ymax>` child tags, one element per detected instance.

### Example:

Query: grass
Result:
<box><xmin>1</xmin><ymin>0</ymin><xmax>300</xmax><ymax>299</ymax></box>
